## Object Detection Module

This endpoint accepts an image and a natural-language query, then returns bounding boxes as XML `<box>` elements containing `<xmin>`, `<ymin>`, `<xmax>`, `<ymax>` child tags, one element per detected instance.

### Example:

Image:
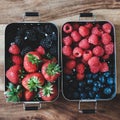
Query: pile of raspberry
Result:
<box><xmin>62</xmin><ymin>22</ymin><xmax>114</xmax><ymax>80</ymax></box>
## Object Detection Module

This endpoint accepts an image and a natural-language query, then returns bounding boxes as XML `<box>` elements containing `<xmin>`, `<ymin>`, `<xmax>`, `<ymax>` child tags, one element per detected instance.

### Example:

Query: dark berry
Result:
<box><xmin>21</xmin><ymin>46</ymin><xmax>32</xmax><ymax>56</ymax></box>
<box><xmin>51</xmin><ymin>32</ymin><xmax>57</xmax><ymax>42</ymax></box>
<box><xmin>49</xmin><ymin>45</ymin><xmax>58</xmax><ymax>56</ymax></box>
<box><xmin>104</xmin><ymin>87</ymin><xmax>112</xmax><ymax>95</ymax></box>
<box><xmin>14</xmin><ymin>36</ymin><xmax>24</xmax><ymax>48</ymax></box>
<box><xmin>92</xmin><ymin>74</ymin><xmax>98</xmax><ymax>79</ymax></box>
<box><xmin>93</xmin><ymin>86</ymin><xmax>99</xmax><ymax>92</ymax></box>
<box><xmin>107</xmin><ymin>77</ymin><xmax>114</xmax><ymax>85</ymax></box>
<box><xmin>86</xmin><ymin>73</ymin><xmax>92</xmax><ymax>79</ymax></box>
<box><xmin>80</xmin><ymin>93</ymin><xmax>86</xmax><ymax>99</ymax></box>
<box><xmin>86</xmin><ymin>79</ymin><xmax>93</xmax><ymax>85</ymax></box>
<box><xmin>95</xmin><ymin>94</ymin><xmax>100</xmax><ymax>99</ymax></box>
<box><xmin>104</xmin><ymin>72</ymin><xmax>111</xmax><ymax>77</ymax></box>
<box><xmin>99</xmin><ymin>76</ymin><xmax>105</xmax><ymax>83</ymax></box>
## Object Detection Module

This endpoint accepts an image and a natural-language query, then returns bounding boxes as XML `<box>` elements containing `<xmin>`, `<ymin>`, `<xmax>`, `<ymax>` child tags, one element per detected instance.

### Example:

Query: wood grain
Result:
<box><xmin>0</xmin><ymin>91</ymin><xmax>120</xmax><ymax>120</ymax></box>
<box><xmin>0</xmin><ymin>0</ymin><xmax>120</xmax><ymax>23</ymax></box>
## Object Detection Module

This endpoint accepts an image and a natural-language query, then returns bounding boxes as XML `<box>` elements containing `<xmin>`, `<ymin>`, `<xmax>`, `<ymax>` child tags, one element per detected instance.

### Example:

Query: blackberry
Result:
<box><xmin>21</xmin><ymin>46</ymin><xmax>32</xmax><ymax>56</ymax></box>
<box><xmin>49</xmin><ymin>45</ymin><xmax>58</xmax><ymax>56</ymax></box>
<box><xmin>50</xmin><ymin>32</ymin><xmax>58</xmax><ymax>42</ymax></box>
<box><xmin>44</xmin><ymin>24</ymin><xmax>53</xmax><ymax>34</ymax></box>
<box><xmin>14</xmin><ymin>36</ymin><xmax>24</xmax><ymax>48</ymax></box>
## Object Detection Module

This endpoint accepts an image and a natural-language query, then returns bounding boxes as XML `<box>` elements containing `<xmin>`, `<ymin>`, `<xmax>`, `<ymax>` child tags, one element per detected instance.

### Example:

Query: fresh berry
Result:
<box><xmin>71</xmin><ymin>31</ymin><xmax>81</xmax><ymax>42</ymax></box>
<box><xmin>63</xmin><ymin>23</ymin><xmax>73</xmax><ymax>33</ymax></box>
<box><xmin>9</xmin><ymin>44</ymin><xmax>20</xmax><ymax>55</ymax></box>
<box><xmin>104</xmin><ymin>42</ymin><xmax>114</xmax><ymax>55</ymax></box>
<box><xmin>102</xmin><ymin>33</ymin><xmax>112</xmax><ymax>45</ymax></box>
<box><xmin>79</xmin><ymin>26</ymin><xmax>89</xmax><ymax>37</ymax></box>
<box><xmin>107</xmin><ymin>77</ymin><xmax>114</xmax><ymax>85</ymax></box>
<box><xmin>65</xmin><ymin>60</ymin><xmax>76</xmax><ymax>70</ymax></box>
<box><xmin>76</xmin><ymin>63</ymin><xmax>85</xmax><ymax>73</ymax></box>
<box><xmin>73</xmin><ymin>23</ymin><xmax>79</xmax><ymax>30</ymax></box>
<box><xmin>68</xmin><ymin>54</ymin><xmax>76</xmax><ymax>60</ymax></box>
<box><xmin>86</xmin><ymin>79</ymin><xmax>93</xmax><ymax>84</ymax></box>
<box><xmin>90</xmin><ymin>66</ymin><xmax>100</xmax><ymax>74</ymax></box>
<box><xmin>24</xmin><ymin>51</ymin><xmax>42</xmax><ymax>73</ymax></box>
<box><xmin>62</xmin><ymin>46</ymin><xmax>72</xmax><ymax>56</ymax></box>
<box><xmin>49</xmin><ymin>45</ymin><xmax>58</xmax><ymax>56</ymax></box>
<box><xmin>102</xmin><ymin>23</ymin><xmax>112</xmax><ymax>33</ymax></box>
<box><xmin>85</xmin><ymin>23</ymin><xmax>93</xmax><ymax>29</ymax></box>
<box><xmin>83</xmin><ymin>50</ymin><xmax>93</xmax><ymax>61</ymax></box>
<box><xmin>104</xmin><ymin>87</ymin><xmax>112</xmax><ymax>95</ymax></box>
<box><xmin>21</xmin><ymin>46</ymin><xmax>32</xmax><ymax>57</ymax></box>
<box><xmin>79</xmin><ymin>38</ymin><xmax>90</xmax><ymax>49</ymax></box>
<box><xmin>24</xmin><ymin>90</ymin><xmax>34</xmax><ymax>101</ymax></box>
<box><xmin>102</xmin><ymin>54</ymin><xmax>110</xmax><ymax>60</ymax></box>
<box><xmin>93</xmin><ymin>46</ymin><xmax>104</xmax><ymax>57</ymax></box>
<box><xmin>73</xmin><ymin>47</ymin><xmax>83</xmax><ymax>58</ymax></box>
<box><xmin>88</xmin><ymin>56</ymin><xmax>100</xmax><ymax>67</ymax></box>
<box><xmin>36</xmin><ymin>46</ymin><xmax>45</xmax><ymax>55</ymax></box>
<box><xmin>62</xmin><ymin>36</ymin><xmax>72</xmax><ymax>45</ymax></box>
<box><xmin>12</xmin><ymin>55</ymin><xmax>22</xmax><ymax>65</ymax></box>
<box><xmin>64</xmin><ymin>67</ymin><xmax>72</xmax><ymax>74</ymax></box>
<box><xmin>88</xmin><ymin>34</ymin><xmax>99</xmax><ymax>45</ymax></box>
<box><xmin>76</xmin><ymin>73</ymin><xmax>85</xmax><ymax>80</ymax></box>
<box><xmin>92</xmin><ymin>27</ymin><xmax>103</xmax><ymax>36</ymax></box>
<box><xmin>100</xmin><ymin>62</ymin><xmax>109</xmax><ymax>72</ymax></box>
<box><xmin>14</xmin><ymin>36</ymin><xmax>24</xmax><ymax>47</ymax></box>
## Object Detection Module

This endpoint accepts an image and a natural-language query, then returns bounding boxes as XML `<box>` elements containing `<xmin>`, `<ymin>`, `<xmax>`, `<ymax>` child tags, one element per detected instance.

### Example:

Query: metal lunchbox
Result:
<box><xmin>4</xmin><ymin>12</ymin><xmax>61</xmax><ymax>110</ymax></box>
<box><xmin>61</xmin><ymin>13</ymin><xmax>116</xmax><ymax>113</ymax></box>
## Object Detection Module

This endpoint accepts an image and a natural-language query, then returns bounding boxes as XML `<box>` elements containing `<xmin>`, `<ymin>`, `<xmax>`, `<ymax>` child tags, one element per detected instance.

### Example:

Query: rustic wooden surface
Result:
<box><xmin>0</xmin><ymin>0</ymin><xmax>120</xmax><ymax>120</ymax></box>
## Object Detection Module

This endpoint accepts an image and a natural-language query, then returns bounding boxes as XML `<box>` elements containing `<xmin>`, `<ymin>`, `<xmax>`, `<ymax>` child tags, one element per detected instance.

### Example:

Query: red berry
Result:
<box><xmin>88</xmin><ymin>34</ymin><xmax>99</xmax><ymax>45</ymax></box>
<box><xmin>92</xmin><ymin>27</ymin><xmax>102</xmax><ymax>36</ymax></box>
<box><xmin>9</xmin><ymin>44</ymin><xmax>20</xmax><ymax>55</ymax></box>
<box><xmin>36</xmin><ymin>46</ymin><xmax>45</xmax><ymax>55</ymax></box>
<box><xmin>73</xmin><ymin>23</ymin><xmax>79</xmax><ymax>30</ymax></box>
<box><xmin>63</xmin><ymin>36</ymin><xmax>72</xmax><ymax>46</ymax></box>
<box><xmin>100</xmin><ymin>62</ymin><xmax>109</xmax><ymax>72</ymax></box>
<box><xmin>88</xmin><ymin>56</ymin><xmax>100</xmax><ymax>67</ymax></box>
<box><xmin>73</xmin><ymin>47</ymin><xmax>83</xmax><ymax>58</ymax></box>
<box><xmin>12</xmin><ymin>55</ymin><xmax>22</xmax><ymax>65</ymax></box>
<box><xmin>63</xmin><ymin>23</ymin><xmax>73</xmax><ymax>33</ymax></box>
<box><xmin>64</xmin><ymin>67</ymin><xmax>72</xmax><ymax>74</ymax></box>
<box><xmin>79</xmin><ymin>38</ymin><xmax>90</xmax><ymax>49</ymax></box>
<box><xmin>62</xmin><ymin>46</ymin><xmax>72</xmax><ymax>56</ymax></box>
<box><xmin>68</xmin><ymin>54</ymin><xmax>76</xmax><ymax>60</ymax></box>
<box><xmin>83</xmin><ymin>50</ymin><xmax>93</xmax><ymax>61</ymax></box>
<box><xmin>102</xmin><ymin>33</ymin><xmax>112</xmax><ymax>45</ymax></box>
<box><xmin>85</xmin><ymin>23</ymin><xmax>93</xmax><ymax>29</ymax></box>
<box><xmin>79</xmin><ymin>26</ymin><xmax>89</xmax><ymax>37</ymax></box>
<box><xmin>93</xmin><ymin>46</ymin><xmax>104</xmax><ymax>57</ymax></box>
<box><xmin>104</xmin><ymin>42</ymin><xmax>114</xmax><ymax>55</ymax></box>
<box><xmin>90</xmin><ymin>66</ymin><xmax>100</xmax><ymax>74</ymax></box>
<box><xmin>102</xmin><ymin>23</ymin><xmax>112</xmax><ymax>33</ymax></box>
<box><xmin>65</xmin><ymin>60</ymin><xmax>76</xmax><ymax>70</ymax></box>
<box><xmin>76</xmin><ymin>73</ymin><xmax>85</xmax><ymax>80</ymax></box>
<box><xmin>76</xmin><ymin>63</ymin><xmax>85</xmax><ymax>73</ymax></box>
<box><xmin>71</xmin><ymin>31</ymin><xmax>81</xmax><ymax>42</ymax></box>
<box><xmin>102</xmin><ymin>54</ymin><xmax>110</xmax><ymax>60</ymax></box>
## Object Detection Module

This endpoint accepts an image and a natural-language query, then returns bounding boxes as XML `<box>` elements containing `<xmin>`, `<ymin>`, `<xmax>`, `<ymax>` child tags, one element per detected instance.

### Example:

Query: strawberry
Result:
<box><xmin>41</xmin><ymin>62</ymin><xmax>61</xmax><ymax>82</ymax></box>
<box><xmin>88</xmin><ymin>34</ymin><xmax>99</xmax><ymax>45</ymax></box>
<box><xmin>104</xmin><ymin>42</ymin><xmax>114</xmax><ymax>55</ymax></box>
<box><xmin>102</xmin><ymin>33</ymin><xmax>112</xmax><ymax>45</ymax></box>
<box><xmin>93</xmin><ymin>46</ymin><xmax>104</xmax><ymax>57</ymax></box>
<box><xmin>6</xmin><ymin>65</ymin><xmax>23</xmax><ymax>84</ymax></box>
<box><xmin>39</xmin><ymin>83</ymin><xmax>58</xmax><ymax>101</ymax></box>
<box><xmin>79</xmin><ymin>26</ymin><xmax>89</xmax><ymax>37</ymax></box>
<box><xmin>36</xmin><ymin>46</ymin><xmax>45</xmax><ymax>55</ymax></box>
<box><xmin>83</xmin><ymin>50</ymin><xmax>93</xmax><ymax>61</ymax></box>
<box><xmin>62</xmin><ymin>46</ymin><xmax>72</xmax><ymax>56</ymax></box>
<box><xmin>63</xmin><ymin>23</ymin><xmax>73</xmax><ymax>33</ymax></box>
<box><xmin>24</xmin><ymin>90</ymin><xmax>34</xmax><ymax>101</ymax></box>
<box><xmin>102</xmin><ymin>23</ymin><xmax>112</xmax><ymax>33</ymax></box>
<box><xmin>76</xmin><ymin>63</ymin><xmax>85</xmax><ymax>73</ymax></box>
<box><xmin>76</xmin><ymin>73</ymin><xmax>85</xmax><ymax>80</ymax></box>
<box><xmin>24</xmin><ymin>51</ymin><xmax>42</xmax><ymax>73</ymax></box>
<box><xmin>73</xmin><ymin>47</ymin><xmax>83</xmax><ymax>58</ymax></box>
<box><xmin>12</xmin><ymin>55</ymin><xmax>22</xmax><ymax>65</ymax></box>
<box><xmin>63</xmin><ymin>36</ymin><xmax>72</xmax><ymax>46</ymax></box>
<box><xmin>79</xmin><ymin>38</ymin><xmax>90</xmax><ymax>49</ymax></box>
<box><xmin>9</xmin><ymin>44</ymin><xmax>20</xmax><ymax>55</ymax></box>
<box><xmin>65</xmin><ymin>60</ymin><xmax>76</xmax><ymax>70</ymax></box>
<box><xmin>4</xmin><ymin>83</ymin><xmax>22</xmax><ymax>102</ymax></box>
<box><xmin>71</xmin><ymin>31</ymin><xmax>81</xmax><ymax>42</ymax></box>
<box><xmin>22</xmin><ymin>72</ymin><xmax>45</xmax><ymax>91</ymax></box>
<box><xmin>100</xmin><ymin>62</ymin><xmax>109</xmax><ymax>72</ymax></box>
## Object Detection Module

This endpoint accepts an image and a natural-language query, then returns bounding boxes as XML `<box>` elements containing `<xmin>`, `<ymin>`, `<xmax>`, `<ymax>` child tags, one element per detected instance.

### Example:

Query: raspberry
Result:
<box><xmin>64</xmin><ymin>67</ymin><xmax>72</xmax><ymax>74</ymax></box>
<box><xmin>9</xmin><ymin>44</ymin><xmax>20</xmax><ymax>55</ymax></box>
<box><xmin>73</xmin><ymin>47</ymin><xmax>83</xmax><ymax>58</ymax></box>
<box><xmin>63</xmin><ymin>36</ymin><xmax>72</xmax><ymax>45</ymax></box>
<box><xmin>12</xmin><ymin>55</ymin><xmax>22</xmax><ymax>65</ymax></box>
<box><xmin>79</xmin><ymin>26</ymin><xmax>89</xmax><ymax>37</ymax></box>
<box><xmin>68</xmin><ymin>54</ymin><xmax>76</xmax><ymax>60</ymax></box>
<box><xmin>92</xmin><ymin>27</ymin><xmax>103</xmax><ymax>36</ymax></box>
<box><xmin>83</xmin><ymin>50</ymin><xmax>93</xmax><ymax>61</ymax></box>
<box><xmin>65</xmin><ymin>60</ymin><xmax>76</xmax><ymax>70</ymax></box>
<box><xmin>62</xmin><ymin>46</ymin><xmax>72</xmax><ymax>56</ymax></box>
<box><xmin>102</xmin><ymin>54</ymin><xmax>110</xmax><ymax>60</ymax></box>
<box><xmin>36</xmin><ymin>46</ymin><xmax>45</xmax><ymax>55</ymax></box>
<box><xmin>79</xmin><ymin>38</ymin><xmax>90</xmax><ymax>49</ymax></box>
<box><xmin>104</xmin><ymin>42</ymin><xmax>114</xmax><ymax>55</ymax></box>
<box><xmin>73</xmin><ymin>23</ymin><xmax>79</xmax><ymax>30</ymax></box>
<box><xmin>88</xmin><ymin>34</ymin><xmax>99</xmax><ymax>45</ymax></box>
<box><xmin>90</xmin><ymin>66</ymin><xmax>100</xmax><ymax>74</ymax></box>
<box><xmin>93</xmin><ymin>46</ymin><xmax>104</xmax><ymax>57</ymax></box>
<box><xmin>88</xmin><ymin>56</ymin><xmax>100</xmax><ymax>67</ymax></box>
<box><xmin>100</xmin><ymin>62</ymin><xmax>109</xmax><ymax>72</ymax></box>
<box><xmin>63</xmin><ymin>23</ymin><xmax>73</xmax><ymax>33</ymax></box>
<box><xmin>102</xmin><ymin>33</ymin><xmax>112</xmax><ymax>45</ymax></box>
<box><xmin>102</xmin><ymin>23</ymin><xmax>112</xmax><ymax>33</ymax></box>
<box><xmin>85</xmin><ymin>23</ymin><xmax>93</xmax><ymax>29</ymax></box>
<box><xmin>76</xmin><ymin>73</ymin><xmax>85</xmax><ymax>80</ymax></box>
<box><xmin>76</xmin><ymin>63</ymin><xmax>85</xmax><ymax>73</ymax></box>
<box><xmin>71</xmin><ymin>31</ymin><xmax>81</xmax><ymax>42</ymax></box>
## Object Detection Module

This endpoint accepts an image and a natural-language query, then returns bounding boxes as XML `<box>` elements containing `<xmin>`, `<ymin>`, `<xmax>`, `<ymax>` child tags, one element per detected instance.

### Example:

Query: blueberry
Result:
<box><xmin>95</xmin><ymin>94</ymin><xmax>100</xmax><ymax>99</ymax></box>
<box><xmin>107</xmin><ymin>77</ymin><xmax>114</xmax><ymax>85</ymax></box>
<box><xmin>80</xmin><ymin>93</ymin><xmax>86</xmax><ymax>99</ymax></box>
<box><xmin>86</xmin><ymin>79</ymin><xmax>93</xmax><ymax>85</ymax></box>
<box><xmin>104</xmin><ymin>87</ymin><xmax>112</xmax><ymax>95</ymax></box>
<box><xmin>99</xmin><ymin>76</ymin><xmax>105</xmax><ymax>83</ymax></box>
<box><xmin>104</xmin><ymin>72</ymin><xmax>111</xmax><ymax>77</ymax></box>
<box><xmin>93</xmin><ymin>86</ymin><xmax>99</xmax><ymax>92</ymax></box>
<box><xmin>78</xmin><ymin>82</ymin><xmax>84</xmax><ymax>87</ymax></box>
<box><xmin>88</xmin><ymin>91</ymin><xmax>95</xmax><ymax>99</ymax></box>
<box><xmin>86</xmin><ymin>73</ymin><xmax>92</xmax><ymax>79</ymax></box>
<box><xmin>92</xmin><ymin>74</ymin><xmax>98</xmax><ymax>79</ymax></box>
<box><xmin>73</xmin><ymin>92</ymin><xmax>79</xmax><ymax>99</ymax></box>
<box><xmin>64</xmin><ymin>75</ymin><xmax>71</xmax><ymax>80</ymax></box>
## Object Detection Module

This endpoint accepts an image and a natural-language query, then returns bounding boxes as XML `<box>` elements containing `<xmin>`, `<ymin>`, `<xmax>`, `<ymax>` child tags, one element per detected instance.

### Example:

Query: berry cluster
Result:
<box><xmin>62</xmin><ymin>22</ymin><xmax>115</xmax><ymax>100</ymax></box>
<box><xmin>5</xmin><ymin>23</ymin><xmax>60</xmax><ymax>102</ymax></box>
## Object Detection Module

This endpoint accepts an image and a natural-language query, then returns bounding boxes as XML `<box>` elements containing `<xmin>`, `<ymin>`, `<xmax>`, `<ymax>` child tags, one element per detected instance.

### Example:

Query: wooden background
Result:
<box><xmin>0</xmin><ymin>0</ymin><xmax>120</xmax><ymax>120</ymax></box>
